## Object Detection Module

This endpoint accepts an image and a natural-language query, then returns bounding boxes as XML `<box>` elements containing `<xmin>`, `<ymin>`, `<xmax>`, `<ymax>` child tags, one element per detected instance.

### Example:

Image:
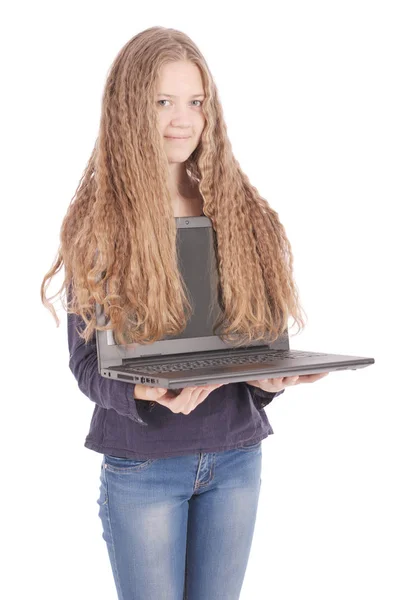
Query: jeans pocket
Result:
<box><xmin>104</xmin><ymin>454</ymin><xmax>157</xmax><ymax>473</ymax></box>
<box><xmin>237</xmin><ymin>439</ymin><xmax>262</xmax><ymax>452</ymax></box>
<box><xmin>97</xmin><ymin>465</ymin><xmax>108</xmax><ymax>506</ymax></box>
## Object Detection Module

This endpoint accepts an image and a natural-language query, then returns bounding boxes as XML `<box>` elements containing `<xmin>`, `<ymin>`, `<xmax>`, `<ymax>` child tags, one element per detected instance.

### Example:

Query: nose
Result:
<box><xmin>168</xmin><ymin>124</ymin><xmax>192</xmax><ymax>137</ymax></box>
<box><xmin>169</xmin><ymin>104</ymin><xmax>194</xmax><ymax>127</ymax></box>
<box><xmin>170</xmin><ymin>119</ymin><xmax>191</xmax><ymax>131</ymax></box>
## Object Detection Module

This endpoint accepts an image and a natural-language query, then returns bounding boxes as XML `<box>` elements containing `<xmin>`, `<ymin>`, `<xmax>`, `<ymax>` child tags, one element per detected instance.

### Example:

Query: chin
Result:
<box><xmin>166</xmin><ymin>151</ymin><xmax>193</xmax><ymax>161</ymax></box>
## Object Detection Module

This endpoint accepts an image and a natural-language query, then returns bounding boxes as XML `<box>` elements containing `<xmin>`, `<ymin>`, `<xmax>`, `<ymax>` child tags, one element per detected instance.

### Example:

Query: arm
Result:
<box><xmin>245</xmin><ymin>383</ymin><xmax>285</xmax><ymax>409</ymax></box>
<box><xmin>67</xmin><ymin>310</ymin><xmax>148</xmax><ymax>426</ymax></box>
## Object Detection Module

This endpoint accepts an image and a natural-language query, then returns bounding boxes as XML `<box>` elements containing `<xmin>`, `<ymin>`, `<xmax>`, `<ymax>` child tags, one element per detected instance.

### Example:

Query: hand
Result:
<box><xmin>133</xmin><ymin>383</ymin><xmax>224</xmax><ymax>415</ymax></box>
<box><xmin>246</xmin><ymin>372</ymin><xmax>330</xmax><ymax>393</ymax></box>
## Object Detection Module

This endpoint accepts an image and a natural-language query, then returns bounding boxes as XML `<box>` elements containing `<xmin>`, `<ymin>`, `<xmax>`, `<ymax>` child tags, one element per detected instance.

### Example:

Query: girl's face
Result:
<box><xmin>156</xmin><ymin>60</ymin><xmax>206</xmax><ymax>161</ymax></box>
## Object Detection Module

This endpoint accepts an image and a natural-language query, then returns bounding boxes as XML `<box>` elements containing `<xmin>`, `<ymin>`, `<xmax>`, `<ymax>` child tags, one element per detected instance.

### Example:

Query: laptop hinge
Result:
<box><xmin>120</xmin><ymin>345</ymin><xmax>273</xmax><ymax>365</ymax></box>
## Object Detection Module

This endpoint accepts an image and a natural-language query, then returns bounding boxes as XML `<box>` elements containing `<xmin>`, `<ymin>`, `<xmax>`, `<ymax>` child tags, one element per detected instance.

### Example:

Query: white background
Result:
<box><xmin>1</xmin><ymin>1</ymin><xmax>400</xmax><ymax>598</ymax></box>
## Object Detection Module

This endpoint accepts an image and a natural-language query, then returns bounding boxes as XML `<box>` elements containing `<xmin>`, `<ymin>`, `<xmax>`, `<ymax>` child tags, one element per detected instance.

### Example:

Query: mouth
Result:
<box><xmin>165</xmin><ymin>136</ymin><xmax>191</xmax><ymax>140</ymax></box>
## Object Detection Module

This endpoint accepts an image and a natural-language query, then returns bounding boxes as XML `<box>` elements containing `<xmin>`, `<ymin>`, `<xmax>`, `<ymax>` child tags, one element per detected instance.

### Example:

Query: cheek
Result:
<box><xmin>195</xmin><ymin>117</ymin><xmax>206</xmax><ymax>138</ymax></box>
<box><xmin>156</xmin><ymin>114</ymin><xmax>168</xmax><ymax>133</ymax></box>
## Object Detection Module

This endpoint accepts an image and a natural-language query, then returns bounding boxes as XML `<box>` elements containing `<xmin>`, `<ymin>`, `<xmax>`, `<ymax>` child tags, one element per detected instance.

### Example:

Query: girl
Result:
<box><xmin>41</xmin><ymin>26</ymin><xmax>328</xmax><ymax>600</ymax></box>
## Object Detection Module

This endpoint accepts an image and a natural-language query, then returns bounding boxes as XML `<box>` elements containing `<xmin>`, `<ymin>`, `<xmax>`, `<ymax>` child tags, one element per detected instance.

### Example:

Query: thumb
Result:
<box><xmin>134</xmin><ymin>385</ymin><xmax>167</xmax><ymax>400</ymax></box>
<box><xmin>146</xmin><ymin>386</ymin><xmax>167</xmax><ymax>398</ymax></box>
<box><xmin>156</xmin><ymin>387</ymin><xmax>167</xmax><ymax>396</ymax></box>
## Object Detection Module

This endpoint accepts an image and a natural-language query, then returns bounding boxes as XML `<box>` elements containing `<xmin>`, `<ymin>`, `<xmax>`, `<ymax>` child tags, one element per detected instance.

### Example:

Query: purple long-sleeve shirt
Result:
<box><xmin>68</xmin><ymin>311</ymin><xmax>285</xmax><ymax>459</ymax></box>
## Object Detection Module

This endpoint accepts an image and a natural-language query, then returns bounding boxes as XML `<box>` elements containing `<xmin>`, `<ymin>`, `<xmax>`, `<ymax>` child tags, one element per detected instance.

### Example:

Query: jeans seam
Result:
<box><xmin>104</xmin><ymin>469</ymin><xmax>124</xmax><ymax>599</ymax></box>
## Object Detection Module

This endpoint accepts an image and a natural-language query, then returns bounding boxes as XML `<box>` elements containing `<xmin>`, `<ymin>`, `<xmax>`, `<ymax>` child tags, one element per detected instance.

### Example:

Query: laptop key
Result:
<box><xmin>119</xmin><ymin>350</ymin><xmax>330</xmax><ymax>375</ymax></box>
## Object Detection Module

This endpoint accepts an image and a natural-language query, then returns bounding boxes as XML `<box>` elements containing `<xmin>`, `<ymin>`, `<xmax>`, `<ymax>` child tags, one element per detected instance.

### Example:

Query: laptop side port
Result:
<box><xmin>117</xmin><ymin>373</ymin><xmax>134</xmax><ymax>381</ymax></box>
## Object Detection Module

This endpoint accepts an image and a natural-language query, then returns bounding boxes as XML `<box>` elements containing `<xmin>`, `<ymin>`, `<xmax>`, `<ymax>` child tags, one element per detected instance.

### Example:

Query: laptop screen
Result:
<box><xmin>96</xmin><ymin>216</ymin><xmax>288</xmax><ymax>366</ymax></box>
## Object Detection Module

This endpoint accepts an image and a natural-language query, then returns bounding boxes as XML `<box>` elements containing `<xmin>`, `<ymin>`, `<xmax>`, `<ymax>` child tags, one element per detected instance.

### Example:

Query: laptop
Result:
<box><xmin>95</xmin><ymin>216</ymin><xmax>374</xmax><ymax>393</ymax></box>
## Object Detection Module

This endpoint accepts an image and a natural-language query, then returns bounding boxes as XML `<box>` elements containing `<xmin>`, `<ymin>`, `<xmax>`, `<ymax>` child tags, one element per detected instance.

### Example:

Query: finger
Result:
<box><xmin>187</xmin><ymin>384</ymin><xmax>222</xmax><ymax>397</ymax></box>
<box><xmin>163</xmin><ymin>384</ymin><xmax>224</xmax><ymax>413</ymax></box>
<box><xmin>247</xmin><ymin>378</ymin><xmax>284</xmax><ymax>392</ymax></box>
<box><xmin>135</xmin><ymin>385</ymin><xmax>167</xmax><ymax>400</ymax></box>
<box><xmin>183</xmin><ymin>384</ymin><xmax>221</xmax><ymax>414</ymax></box>
<box><xmin>188</xmin><ymin>385</ymin><xmax>215</xmax><ymax>404</ymax></box>
<box><xmin>191</xmin><ymin>386</ymin><xmax>218</xmax><ymax>411</ymax></box>
<box><xmin>283</xmin><ymin>376</ymin><xmax>300</xmax><ymax>385</ymax></box>
<box><xmin>175</xmin><ymin>386</ymin><xmax>201</xmax><ymax>414</ymax></box>
<box><xmin>167</xmin><ymin>386</ymin><xmax>202</xmax><ymax>412</ymax></box>
<box><xmin>298</xmin><ymin>372</ymin><xmax>330</xmax><ymax>383</ymax></box>
<box><xmin>270</xmin><ymin>377</ymin><xmax>284</xmax><ymax>386</ymax></box>
<box><xmin>302</xmin><ymin>372</ymin><xmax>329</xmax><ymax>382</ymax></box>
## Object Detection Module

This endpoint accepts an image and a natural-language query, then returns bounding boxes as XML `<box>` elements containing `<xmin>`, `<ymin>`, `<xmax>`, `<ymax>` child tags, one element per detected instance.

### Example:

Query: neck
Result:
<box><xmin>168</xmin><ymin>162</ymin><xmax>193</xmax><ymax>197</ymax></box>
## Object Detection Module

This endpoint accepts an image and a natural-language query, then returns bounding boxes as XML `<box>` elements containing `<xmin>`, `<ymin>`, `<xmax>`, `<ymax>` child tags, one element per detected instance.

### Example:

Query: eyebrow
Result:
<box><xmin>157</xmin><ymin>93</ymin><xmax>205</xmax><ymax>98</ymax></box>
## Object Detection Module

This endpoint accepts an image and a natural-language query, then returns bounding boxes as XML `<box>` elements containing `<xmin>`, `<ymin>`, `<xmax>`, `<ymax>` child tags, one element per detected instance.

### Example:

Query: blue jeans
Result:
<box><xmin>97</xmin><ymin>440</ymin><xmax>263</xmax><ymax>600</ymax></box>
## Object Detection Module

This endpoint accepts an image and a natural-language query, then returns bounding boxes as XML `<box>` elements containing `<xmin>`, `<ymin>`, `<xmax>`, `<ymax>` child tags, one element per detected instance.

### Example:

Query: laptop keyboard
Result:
<box><xmin>119</xmin><ymin>349</ymin><xmax>329</xmax><ymax>375</ymax></box>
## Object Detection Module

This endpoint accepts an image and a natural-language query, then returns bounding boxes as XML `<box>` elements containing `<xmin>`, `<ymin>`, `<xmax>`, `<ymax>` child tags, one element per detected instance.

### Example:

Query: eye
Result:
<box><xmin>156</xmin><ymin>99</ymin><xmax>203</xmax><ymax>107</ymax></box>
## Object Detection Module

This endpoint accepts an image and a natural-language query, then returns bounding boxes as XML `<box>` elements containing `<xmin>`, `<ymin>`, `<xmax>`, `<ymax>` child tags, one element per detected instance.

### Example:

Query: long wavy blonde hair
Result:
<box><xmin>40</xmin><ymin>26</ymin><xmax>307</xmax><ymax>348</ymax></box>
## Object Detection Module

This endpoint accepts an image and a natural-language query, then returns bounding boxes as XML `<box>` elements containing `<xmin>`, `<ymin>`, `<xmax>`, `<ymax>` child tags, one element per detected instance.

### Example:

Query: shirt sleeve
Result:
<box><xmin>67</xmin><ymin>310</ymin><xmax>148</xmax><ymax>426</ymax></box>
<box><xmin>245</xmin><ymin>383</ymin><xmax>285</xmax><ymax>410</ymax></box>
